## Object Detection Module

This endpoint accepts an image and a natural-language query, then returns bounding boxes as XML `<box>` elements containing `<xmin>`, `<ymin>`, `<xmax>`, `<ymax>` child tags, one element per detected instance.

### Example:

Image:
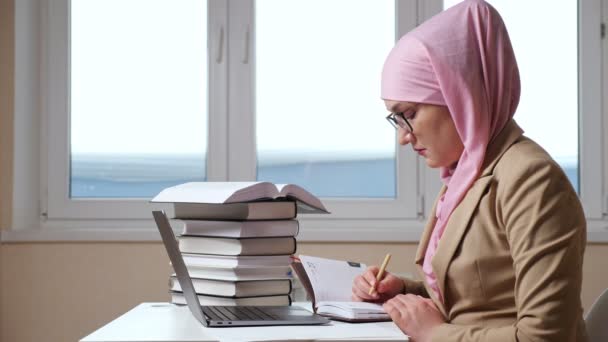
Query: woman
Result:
<box><xmin>351</xmin><ymin>1</ymin><xmax>587</xmax><ymax>341</ymax></box>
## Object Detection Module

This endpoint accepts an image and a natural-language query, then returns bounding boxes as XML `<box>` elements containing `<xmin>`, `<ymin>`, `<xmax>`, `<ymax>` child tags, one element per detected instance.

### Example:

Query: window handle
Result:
<box><xmin>216</xmin><ymin>26</ymin><xmax>224</xmax><ymax>63</ymax></box>
<box><xmin>242</xmin><ymin>26</ymin><xmax>250</xmax><ymax>64</ymax></box>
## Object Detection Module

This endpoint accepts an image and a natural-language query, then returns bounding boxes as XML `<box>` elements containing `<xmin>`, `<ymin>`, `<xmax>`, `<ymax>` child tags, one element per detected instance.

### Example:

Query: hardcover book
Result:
<box><xmin>178</xmin><ymin>236</ymin><xmax>297</xmax><ymax>256</ymax></box>
<box><xmin>180</xmin><ymin>219</ymin><xmax>299</xmax><ymax>238</ymax></box>
<box><xmin>169</xmin><ymin>276</ymin><xmax>292</xmax><ymax>297</ymax></box>
<box><xmin>180</xmin><ymin>265</ymin><xmax>292</xmax><ymax>281</ymax></box>
<box><xmin>182</xmin><ymin>254</ymin><xmax>293</xmax><ymax>268</ymax></box>
<box><xmin>170</xmin><ymin>292</ymin><xmax>291</xmax><ymax>306</ymax></box>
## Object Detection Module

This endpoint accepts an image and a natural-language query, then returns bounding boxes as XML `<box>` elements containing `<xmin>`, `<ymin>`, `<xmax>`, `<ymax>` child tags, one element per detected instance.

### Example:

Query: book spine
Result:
<box><xmin>170</xmin><ymin>291</ymin><xmax>291</xmax><ymax>299</ymax></box>
<box><xmin>290</xmin><ymin>237</ymin><xmax>297</xmax><ymax>255</ymax></box>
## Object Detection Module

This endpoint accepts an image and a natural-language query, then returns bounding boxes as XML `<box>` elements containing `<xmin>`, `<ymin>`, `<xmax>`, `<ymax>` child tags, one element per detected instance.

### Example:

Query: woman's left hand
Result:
<box><xmin>383</xmin><ymin>294</ymin><xmax>445</xmax><ymax>342</ymax></box>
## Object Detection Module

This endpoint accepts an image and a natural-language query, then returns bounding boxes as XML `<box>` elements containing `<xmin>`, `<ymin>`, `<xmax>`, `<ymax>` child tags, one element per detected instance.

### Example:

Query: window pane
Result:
<box><xmin>444</xmin><ymin>0</ymin><xmax>579</xmax><ymax>192</ymax></box>
<box><xmin>70</xmin><ymin>0</ymin><xmax>208</xmax><ymax>198</ymax></box>
<box><xmin>255</xmin><ymin>0</ymin><xmax>397</xmax><ymax>197</ymax></box>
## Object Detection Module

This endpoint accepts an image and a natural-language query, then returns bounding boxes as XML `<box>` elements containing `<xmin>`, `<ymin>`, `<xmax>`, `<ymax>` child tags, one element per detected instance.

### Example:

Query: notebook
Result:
<box><xmin>153</xmin><ymin>210</ymin><xmax>329</xmax><ymax>327</ymax></box>
<box><xmin>291</xmin><ymin>255</ymin><xmax>391</xmax><ymax>322</ymax></box>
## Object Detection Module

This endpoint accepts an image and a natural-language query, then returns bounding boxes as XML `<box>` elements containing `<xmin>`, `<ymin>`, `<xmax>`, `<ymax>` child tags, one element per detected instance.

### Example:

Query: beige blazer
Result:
<box><xmin>402</xmin><ymin>120</ymin><xmax>587</xmax><ymax>342</ymax></box>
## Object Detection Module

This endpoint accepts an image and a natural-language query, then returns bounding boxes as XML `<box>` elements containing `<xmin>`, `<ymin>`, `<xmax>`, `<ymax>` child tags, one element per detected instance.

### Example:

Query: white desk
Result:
<box><xmin>80</xmin><ymin>303</ymin><xmax>408</xmax><ymax>342</ymax></box>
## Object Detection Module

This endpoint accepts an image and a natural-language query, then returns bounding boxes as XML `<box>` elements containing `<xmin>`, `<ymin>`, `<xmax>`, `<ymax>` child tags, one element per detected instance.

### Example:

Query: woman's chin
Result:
<box><xmin>425</xmin><ymin>158</ymin><xmax>441</xmax><ymax>168</ymax></box>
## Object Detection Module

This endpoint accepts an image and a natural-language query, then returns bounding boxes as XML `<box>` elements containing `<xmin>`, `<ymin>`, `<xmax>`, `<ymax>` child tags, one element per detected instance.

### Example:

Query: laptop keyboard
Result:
<box><xmin>206</xmin><ymin>306</ymin><xmax>280</xmax><ymax>321</ymax></box>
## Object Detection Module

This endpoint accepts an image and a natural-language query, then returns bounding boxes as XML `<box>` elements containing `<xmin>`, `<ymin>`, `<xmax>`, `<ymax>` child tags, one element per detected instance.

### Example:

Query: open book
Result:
<box><xmin>291</xmin><ymin>255</ymin><xmax>390</xmax><ymax>322</ymax></box>
<box><xmin>151</xmin><ymin>182</ymin><xmax>329</xmax><ymax>216</ymax></box>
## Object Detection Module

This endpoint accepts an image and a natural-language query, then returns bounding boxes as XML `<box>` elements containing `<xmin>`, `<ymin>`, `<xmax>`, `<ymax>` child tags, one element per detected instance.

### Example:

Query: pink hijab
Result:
<box><xmin>381</xmin><ymin>0</ymin><xmax>520</xmax><ymax>301</ymax></box>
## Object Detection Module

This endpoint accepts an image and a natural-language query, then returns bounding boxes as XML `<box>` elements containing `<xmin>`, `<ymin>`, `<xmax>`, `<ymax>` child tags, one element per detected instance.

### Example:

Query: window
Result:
<box><xmin>428</xmin><ymin>0</ymin><xmax>604</xmax><ymax>221</ymax></box>
<box><xmin>255</xmin><ymin>1</ymin><xmax>396</xmax><ymax>198</ymax></box>
<box><xmin>444</xmin><ymin>0</ymin><xmax>579</xmax><ymax>191</ymax></box>
<box><xmin>70</xmin><ymin>0</ymin><xmax>208</xmax><ymax>199</ymax></box>
<box><xmin>37</xmin><ymin>0</ymin><xmax>422</xmax><ymax>233</ymax></box>
<box><xmin>10</xmin><ymin>0</ymin><xmax>606</xmax><ymax>239</ymax></box>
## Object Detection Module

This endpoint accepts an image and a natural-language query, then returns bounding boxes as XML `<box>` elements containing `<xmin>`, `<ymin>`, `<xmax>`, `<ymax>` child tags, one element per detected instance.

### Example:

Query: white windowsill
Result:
<box><xmin>2</xmin><ymin>220</ymin><xmax>608</xmax><ymax>243</ymax></box>
<box><xmin>0</xmin><ymin>227</ymin><xmax>424</xmax><ymax>243</ymax></box>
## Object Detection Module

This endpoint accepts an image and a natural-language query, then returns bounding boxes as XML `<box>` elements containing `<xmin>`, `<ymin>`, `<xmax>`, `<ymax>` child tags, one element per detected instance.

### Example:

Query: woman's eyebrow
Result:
<box><xmin>389</xmin><ymin>103</ymin><xmax>415</xmax><ymax>113</ymax></box>
<box><xmin>388</xmin><ymin>103</ymin><xmax>403</xmax><ymax>112</ymax></box>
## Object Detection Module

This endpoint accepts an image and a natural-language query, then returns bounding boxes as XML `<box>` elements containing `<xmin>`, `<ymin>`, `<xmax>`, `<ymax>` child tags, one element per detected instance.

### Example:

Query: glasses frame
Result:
<box><xmin>385</xmin><ymin>112</ymin><xmax>413</xmax><ymax>133</ymax></box>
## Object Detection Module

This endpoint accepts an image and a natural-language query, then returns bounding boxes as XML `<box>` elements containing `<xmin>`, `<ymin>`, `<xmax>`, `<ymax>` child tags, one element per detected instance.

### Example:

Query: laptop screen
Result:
<box><xmin>153</xmin><ymin>210</ymin><xmax>209</xmax><ymax>326</ymax></box>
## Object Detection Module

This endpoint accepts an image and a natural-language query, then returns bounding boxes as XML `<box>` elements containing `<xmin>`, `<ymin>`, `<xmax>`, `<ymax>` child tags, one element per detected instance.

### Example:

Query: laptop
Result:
<box><xmin>152</xmin><ymin>210</ymin><xmax>330</xmax><ymax>327</ymax></box>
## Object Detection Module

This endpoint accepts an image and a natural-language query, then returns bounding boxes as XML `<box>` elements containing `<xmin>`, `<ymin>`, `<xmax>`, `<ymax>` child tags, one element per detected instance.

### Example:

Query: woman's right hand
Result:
<box><xmin>351</xmin><ymin>266</ymin><xmax>405</xmax><ymax>303</ymax></box>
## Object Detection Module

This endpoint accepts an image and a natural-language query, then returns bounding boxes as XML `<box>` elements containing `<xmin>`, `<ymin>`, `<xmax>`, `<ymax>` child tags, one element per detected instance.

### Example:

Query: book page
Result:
<box><xmin>151</xmin><ymin>182</ymin><xmax>264</xmax><ymax>204</ymax></box>
<box><xmin>276</xmin><ymin>184</ymin><xmax>329</xmax><ymax>213</ymax></box>
<box><xmin>228</xmin><ymin>182</ymin><xmax>278</xmax><ymax>202</ymax></box>
<box><xmin>299</xmin><ymin>255</ymin><xmax>366</xmax><ymax>303</ymax></box>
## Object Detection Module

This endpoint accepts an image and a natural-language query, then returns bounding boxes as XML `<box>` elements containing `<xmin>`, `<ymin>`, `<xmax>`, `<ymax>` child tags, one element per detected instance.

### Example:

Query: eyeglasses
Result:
<box><xmin>386</xmin><ymin>112</ymin><xmax>414</xmax><ymax>133</ymax></box>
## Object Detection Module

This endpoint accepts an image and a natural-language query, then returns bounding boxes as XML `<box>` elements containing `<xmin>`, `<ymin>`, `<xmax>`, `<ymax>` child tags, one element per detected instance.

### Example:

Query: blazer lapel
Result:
<box><xmin>415</xmin><ymin>186</ymin><xmax>446</xmax><ymax>265</ymax></box>
<box><xmin>414</xmin><ymin>119</ymin><xmax>524</xmax><ymax>314</ymax></box>
<box><xmin>430</xmin><ymin>119</ymin><xmax>523</xmax><ymax>282</ymax></box>
<box><xmin>431</xmin><ymin>175</ymin><xmax>493</xmax><ymax>303</ymax></box>
<box><xmin>413</xmin><ymin>187</ymin><xmax>449</xmax><ymax>317</ymax></box>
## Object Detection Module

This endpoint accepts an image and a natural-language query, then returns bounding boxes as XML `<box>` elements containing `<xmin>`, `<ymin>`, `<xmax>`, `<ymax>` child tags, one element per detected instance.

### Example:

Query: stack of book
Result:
<box><xmin>151</xmin><ymin>181</ymin><xmax>329</xmax><ymax>306</ymax></box>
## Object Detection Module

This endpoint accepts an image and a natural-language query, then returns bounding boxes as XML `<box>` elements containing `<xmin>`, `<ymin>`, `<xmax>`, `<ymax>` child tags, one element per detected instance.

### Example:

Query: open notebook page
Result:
<box><xmin>299</xmin><ymin>255</ymin><xmax>366</xmax><ymax>302</ymax></box>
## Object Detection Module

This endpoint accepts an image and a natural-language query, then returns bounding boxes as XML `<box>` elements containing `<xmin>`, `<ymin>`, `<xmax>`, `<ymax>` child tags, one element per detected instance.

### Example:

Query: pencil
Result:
<box><xmin>369</xmin><ymin>253</ymin><xmax>392</xmax><ymax>295</ymax></box>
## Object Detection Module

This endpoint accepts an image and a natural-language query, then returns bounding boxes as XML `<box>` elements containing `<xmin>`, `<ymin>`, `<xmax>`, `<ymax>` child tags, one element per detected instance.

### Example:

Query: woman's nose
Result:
<box><xmin>397</xmin><ymin>128</ymin><xmax>414</xmax><ymax>146</ymax></box>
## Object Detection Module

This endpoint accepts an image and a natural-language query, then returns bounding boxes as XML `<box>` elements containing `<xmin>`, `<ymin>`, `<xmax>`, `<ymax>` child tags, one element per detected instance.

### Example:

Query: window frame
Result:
<box><xmin>5</xmin><ymin>0</ymin><xmax>608</xmax><ymax>242</ymax></box>
<box><xmin>579</xmin><ymin>0</ymin><xmax>606</xmax><ymax>221</ymax></box>
<box><xmin>35</xmin><ymin>0</ymin><xmax>426</xmax><ymax>239</ymax></box>
<box><xmin>227</xmin><ymin>0</ymin><xmax>421</xmax><ymax>225</ymax></box>
<box><xmin>43</xmin><ymin>0</ymin><xmax>230</xmax><ymax>221</ymax></box>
